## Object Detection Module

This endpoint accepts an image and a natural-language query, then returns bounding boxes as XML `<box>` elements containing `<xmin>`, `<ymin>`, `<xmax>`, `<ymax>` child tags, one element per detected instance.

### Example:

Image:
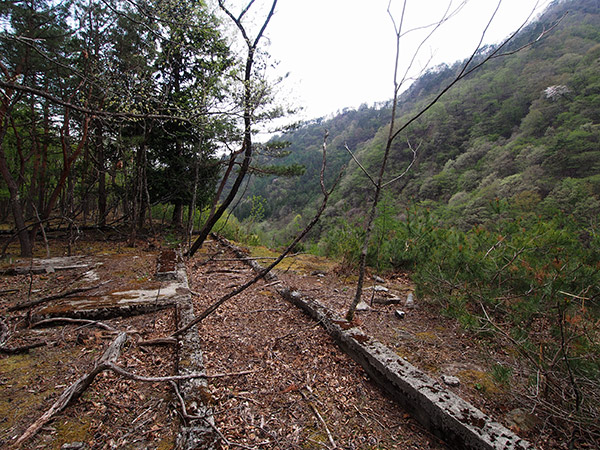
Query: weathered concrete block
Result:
<box><xmin>278</xmin><ymin>288</ymin><xmax>534</xmax><ymax>450</ymax></box>
<box><xmin>173</xmin><ymin>259</ymin><xmax>218</xmax><ymax>450</ymax></box>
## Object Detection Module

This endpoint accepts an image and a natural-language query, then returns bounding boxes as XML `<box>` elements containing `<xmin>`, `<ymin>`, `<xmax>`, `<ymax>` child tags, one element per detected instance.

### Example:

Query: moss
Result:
<box><xmin>457</xmin><ymin>369</ymin><xmax>500</xmax><ymax>395</ymax></box>
<box><xmin>302</xmin><ymin>430</ymin><xmax>328</xmax><ymax>449</ymax></box>
<box><xmin>50</xmin><ymin>417</ymin><xmax>92</xmax><ymax>450</ymax></box>
<box><xmin>157</xmin><ymin>436</ymin><xmax>176</xmax><ymax>450</ymax></box>
<box><xmin>248</xmin><ymin>245</ymin><xmax>337</xmax><ymax>275</ymax></box>
<box><xmin>415</xmin><ymin>331</ymin><xmax>437</xmax><ymax>342</ymax></box>
<box><xmin>0</xmin><ymin>346</ymin><xmax>80</xmax><ymax>438</ymax></box>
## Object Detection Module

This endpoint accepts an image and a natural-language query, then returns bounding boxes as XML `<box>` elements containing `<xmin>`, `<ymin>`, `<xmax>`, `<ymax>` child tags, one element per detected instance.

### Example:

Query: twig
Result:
<box><xmin>0</xmin><ymin>288</ymin><xmax>18</xmax><ymax>295</ymax></box>
<box><xmin>300</xmin><ymin>386</ymin><xmax>337</xmax><ymax>449</ymax></box>
<box><xmin>31</xmin><ymin>317</ymin><xmax>116</xmax><ymax>331</ymax></box>
<box><xmin>344</xmin><ymin>143</ymin><xmax>376</xmax><ymax>187</ymax></box>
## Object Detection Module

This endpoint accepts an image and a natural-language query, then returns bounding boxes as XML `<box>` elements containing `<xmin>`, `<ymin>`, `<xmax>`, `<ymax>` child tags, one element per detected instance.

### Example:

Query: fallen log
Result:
<box><xmin>0</xmin><ymin>341</ymin><xmax>46</xmax><ymax>354</ymax></box>
<box><xmin>8</xmin><ymin>282</ymin><xmax>106</xmax><ymax>312</ymax></box>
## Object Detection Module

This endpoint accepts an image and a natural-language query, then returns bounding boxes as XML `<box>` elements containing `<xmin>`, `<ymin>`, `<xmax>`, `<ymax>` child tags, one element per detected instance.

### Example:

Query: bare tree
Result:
<box><xmin>187</xmin><ymin>0</ymin><xmax>279</xmax><ymax>257</ymax></box>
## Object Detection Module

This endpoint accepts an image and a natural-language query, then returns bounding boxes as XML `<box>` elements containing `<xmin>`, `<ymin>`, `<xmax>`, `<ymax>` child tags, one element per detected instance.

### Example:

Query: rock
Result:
<box><xmin>441</xmin><ymin>375</ymin><xmax>460</xmax><ymax>387</ymax></box>
<box><xmin>373</xmin><ymin>285</ymin><xmax>388</xmax><ymax>292</ymax></box>
<box><xmin>373</xmin><ymin>275</ymin><xmax>385</xmax><ymax>283</ymax></box>
<box><xmin>394</xmin><ymin>310</ymin><xmax>405</xmax><ymax>319</ymax></box>
<box><xmin>61</xmin><ymin>443</ymin><xmax>88</xmax><ymax>450</ymax></box>
<box><xmin>506</xmin><ymin>408</ymin><xmax>540</xmax><ymax>432</ymax></box>
<box><xmin>355</xmin><ymin>301</ymin><xmax>371</xmax><ymax>311</ymax></box>
<box><xmin>405</xmin><ymin>292</ymin><xmax>415</xmax><ymax>308</ymax></box>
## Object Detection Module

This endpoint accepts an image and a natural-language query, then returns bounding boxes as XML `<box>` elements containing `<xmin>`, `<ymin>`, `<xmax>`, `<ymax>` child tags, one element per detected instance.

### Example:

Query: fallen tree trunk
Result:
<box><xmin>0</xmin><ymin>342</ymin><xmax>46</xmax><ymax>355</ymax></box>
<box><xmin>8</xmin><ymin>283</ymin><xmax>105</xmax><ymax>312</ymax></box>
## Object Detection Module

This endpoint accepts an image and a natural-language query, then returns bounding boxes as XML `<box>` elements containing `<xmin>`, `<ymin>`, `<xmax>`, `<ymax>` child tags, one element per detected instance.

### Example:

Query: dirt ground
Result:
<box><xmin>0</xmin><ymin>233</ymin><xmax>570</xmax><ymax>449</ymax></box>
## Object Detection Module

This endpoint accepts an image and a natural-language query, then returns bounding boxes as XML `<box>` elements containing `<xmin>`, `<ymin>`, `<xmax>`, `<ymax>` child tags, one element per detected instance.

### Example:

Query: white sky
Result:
<box><xmin>254</xmin><ymin>0</ymin><xmax>552</xmax><ymax>121</ymax></box>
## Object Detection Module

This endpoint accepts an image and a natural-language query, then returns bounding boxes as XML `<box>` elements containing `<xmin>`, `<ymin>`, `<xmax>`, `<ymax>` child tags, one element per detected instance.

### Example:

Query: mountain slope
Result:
<box><xmin>239</xmin><ymin>0</ymin><xmax>600</xmax><ymax>242</ymax></box>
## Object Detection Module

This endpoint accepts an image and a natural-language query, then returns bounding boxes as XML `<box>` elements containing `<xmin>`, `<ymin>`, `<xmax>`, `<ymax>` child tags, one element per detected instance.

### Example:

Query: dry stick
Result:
<box><xmin>8</xmin><ymin>282</ymin><xmax>107</xmax><ymax>311</ymax></box>
<box><xmin>300</xmin><ymin>387</ymin><xmax>337</xmax><ymax>449</ymax></box>
<box><xmin>31</xmin><ymin>317</ymin><xmax>116</xmax><ymax>331</ymax></box>
<box><xmin>0</xmin><ymin>288</ymin><xmax>18</xmax><ymax>295</ymax></box>
<box><xmin>137</xmin><ymin>337</ymin><xmax>178</xmax><ymax>346</ymax></box>
<box><xmin>173</xmin><ymin>133</ymin><xmax>342</xmax><ymax>337</ymax></box>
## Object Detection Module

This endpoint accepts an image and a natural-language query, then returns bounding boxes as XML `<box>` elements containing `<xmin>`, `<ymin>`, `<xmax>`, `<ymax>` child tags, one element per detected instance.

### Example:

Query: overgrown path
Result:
<box><xmin>0</xmin><ymin>237</ymin><xmax>446</xmax><ymax>449</ymax></box>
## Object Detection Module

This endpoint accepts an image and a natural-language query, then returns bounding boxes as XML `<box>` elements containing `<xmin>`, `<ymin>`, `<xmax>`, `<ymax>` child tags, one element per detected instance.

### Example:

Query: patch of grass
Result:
<box><xmin>490</xmin><ymin>363</ymin><xmax>513</xmax><ymax>385</ymax></box>
<box><xmin>248</xmin><ymin>245</ymin><xmax>337</xmax><ymax>275</ymax></box>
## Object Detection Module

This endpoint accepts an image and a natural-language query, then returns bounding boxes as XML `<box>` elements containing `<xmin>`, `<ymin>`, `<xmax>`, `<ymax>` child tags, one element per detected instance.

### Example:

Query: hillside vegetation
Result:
<box><xmin>240</xmin><ymin>0</ymin><xmax>599</xmax><ymax>237</ymax></box>
<box><xmin>234</xmin><ymin>0</ymin><xmax>600</xmax><ymax>445</ymax></box>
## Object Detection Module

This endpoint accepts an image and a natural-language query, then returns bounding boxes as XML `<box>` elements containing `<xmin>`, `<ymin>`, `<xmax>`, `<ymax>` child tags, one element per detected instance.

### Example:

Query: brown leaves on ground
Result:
<box><xmin>188</xmin><ymin>241</ymin><xmax>446</xmax><ymax>449</ymax></box>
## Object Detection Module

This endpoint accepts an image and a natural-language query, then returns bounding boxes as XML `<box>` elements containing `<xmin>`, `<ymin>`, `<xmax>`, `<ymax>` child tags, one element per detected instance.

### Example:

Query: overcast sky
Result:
<box><xmin>252</xmin><ymin>0</ymin><xmax>552</xmax><ymax>121</ymax></box>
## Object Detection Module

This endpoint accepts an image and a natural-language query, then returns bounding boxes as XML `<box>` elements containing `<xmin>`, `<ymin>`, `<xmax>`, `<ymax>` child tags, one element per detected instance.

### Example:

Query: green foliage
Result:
<box><xmin>321</xmin><ymin>216</ymin><xmax>364</xmax><ymax>268</ymax></box>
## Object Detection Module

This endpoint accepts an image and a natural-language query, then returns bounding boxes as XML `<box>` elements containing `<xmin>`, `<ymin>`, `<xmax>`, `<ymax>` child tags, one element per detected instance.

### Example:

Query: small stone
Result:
<box><xmin>373</xmin><ymin>275</ymin><xmax>385</xmax><ymax>283</ymax></box>
<box><xmin>441</xmin><ymin>375</ymin><xmax>460</xmax><ymax>387</ymax></box>
<box><xmin>506</xmin><ymin>408</ymin><xmax>540</xmax><ymax>432</ymax></box>
<box><xmin>394</xmin><ymin>310</ymin><xmax>405</xmax><ymax>319</ymax></box>
<box><xmin>356</xmin><ymin>301</ymin><xmax>371</xmax><ymax>311</ymax></box>
<box><xmin>373</xmin><ymin>285</ymin><xmax>388</xmax><ymax>292</ymax></box>
<box><xmin>405</xmin><ymin>292</ymin><xmax>415</xmax><ymax>308</ymax></box>
<box><xmin>61</xmin><ymin>443</ymin><xmax>87</xmax><ymax>450</ymax></box>
<box><xmin>45</xmin><ymin>266</ymin><xmax>55</xmax><ymax>274</ymax></box>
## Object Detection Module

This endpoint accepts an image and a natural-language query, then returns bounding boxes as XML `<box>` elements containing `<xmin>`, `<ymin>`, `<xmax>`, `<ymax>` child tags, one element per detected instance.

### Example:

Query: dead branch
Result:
<box><xmin>300</xmin><ymin>386</ymin><xmax>337</xmax><ymax>449</ymax></box>
<box><xmin>0</xmin><ymin>341</ymin><xmax>46</xmax><ymax>354</ymax></box>
<box><xmin>137</xmin><ymin>337</ymin><xmax>177</xmax><ymax>346</ymax></box>
<box><xmin>14</xmin><ymin>332</ymin><xmax>128</xmax><ymax>448</ymax></box>
<box><xmin>8</xmin><ymin>282</ymin><xmax>106</xmax><ymax>312</ymax></box>
<box><xmin>173</xmin><ymin>132</ymin><xmax>343</xmax><ymax>336</ymax></box>
<box><xmin>206</xmin><ymin>268</ymin><xmax>247</xmax><ymax>274</ymax></box>
<box><xmin>30</xmin><ymin>317</ymin><xmax>116</xmax><ymax>331</ymax></box>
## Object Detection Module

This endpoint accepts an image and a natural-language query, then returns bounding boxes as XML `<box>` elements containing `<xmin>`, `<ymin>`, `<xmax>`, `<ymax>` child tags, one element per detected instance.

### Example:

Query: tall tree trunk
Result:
<box><xmin>172</xmin><ymin>202</ymin><xmax>183</xmax><ymax>229</ymax></box>
<box><xmin>0</xmin><ymin>125</ymin><xmax>32</xmax><ymax>256</ymax></box>
<box><xmin>97</xmin><ymin>132</ymin><xmax>107</xmax><ymax>227</ymax></box>
<box><xmin>187</xmin><ymin>0</ymin><xmax>278</xmax><ymax>257</ymax></box>
<box><xmin>0</xmin><ymin>81</ymin><xmax>33</xmax><ymax>256</ymax></box>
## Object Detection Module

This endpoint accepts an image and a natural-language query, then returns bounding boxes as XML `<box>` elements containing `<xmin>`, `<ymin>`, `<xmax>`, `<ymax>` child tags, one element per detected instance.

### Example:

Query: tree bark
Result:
<box><xmin>187</xmin><ymin>0</ymin><xmax>279</xmax><ymax>257</ymax></box>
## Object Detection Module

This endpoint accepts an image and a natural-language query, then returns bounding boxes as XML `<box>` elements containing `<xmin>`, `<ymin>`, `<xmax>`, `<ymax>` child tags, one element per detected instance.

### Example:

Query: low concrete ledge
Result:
<box><xmin>168</xmin><ymin>253</ymin><xmax>217</xmax><ymax>450</ymax></box>
<box><xmin>278</xmin><ymin>287</ymin><xmax>534</xmax><ymax>450</ymax></box>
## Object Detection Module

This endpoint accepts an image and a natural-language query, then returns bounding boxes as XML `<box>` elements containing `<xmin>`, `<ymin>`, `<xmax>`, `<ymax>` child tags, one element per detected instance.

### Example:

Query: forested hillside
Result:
<box><xmin>239</xmin><ymin>0</ymin><xmax>600</xmax><ymax>243</ymax></box>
